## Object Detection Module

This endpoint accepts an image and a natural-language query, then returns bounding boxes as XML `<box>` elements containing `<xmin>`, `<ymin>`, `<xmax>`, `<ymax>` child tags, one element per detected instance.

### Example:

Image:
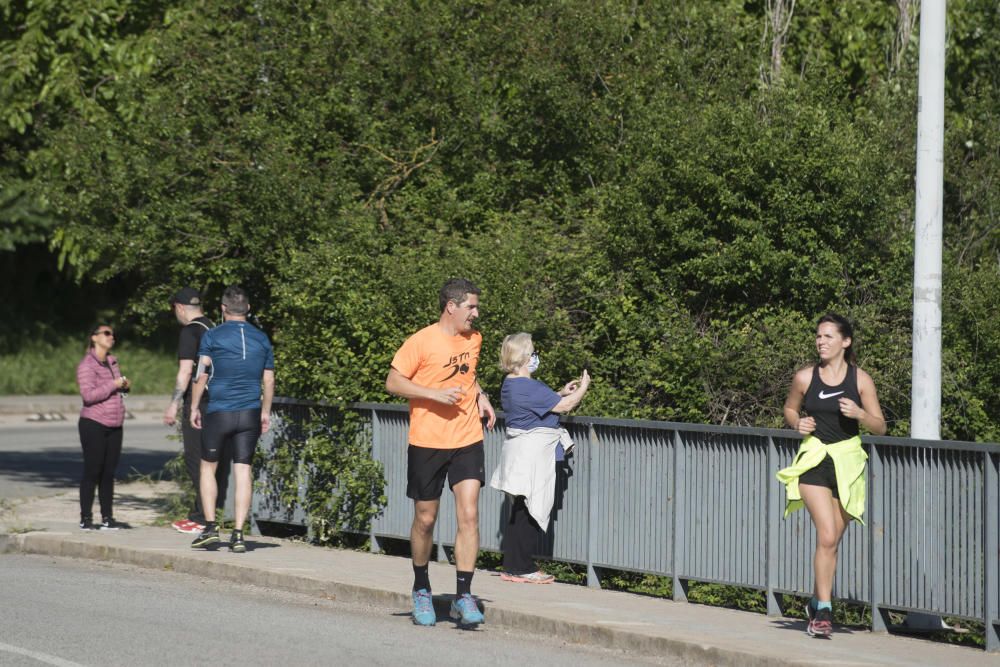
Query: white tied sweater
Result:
<box><xmin>489</xmin><ymin>427</ymin><xmax>574</xmax><ymax>532</ymax></box>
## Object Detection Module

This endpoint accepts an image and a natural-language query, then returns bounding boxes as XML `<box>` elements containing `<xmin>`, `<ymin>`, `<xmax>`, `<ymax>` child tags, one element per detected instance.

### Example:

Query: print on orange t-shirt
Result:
<box><xmin>390</xmin><ymin>323</ymin><xmax>484</xmax><ymax>449</ymax></box>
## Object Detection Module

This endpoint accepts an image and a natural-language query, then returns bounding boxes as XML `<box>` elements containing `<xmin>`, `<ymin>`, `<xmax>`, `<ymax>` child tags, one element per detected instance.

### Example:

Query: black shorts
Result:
<box><xmin>201</xmin><ymin>409</ymin><xmax>261</xmax><ymax>465</ymax></box>
<box><xmin>798</xmin><ymin>454</ymin><xmax>840</xmax><ymax>499</ymax></box>
<box><xmin>406</xmin><ymin>441</ymin><xmax>485</xmax><ymax>501</ymax></box>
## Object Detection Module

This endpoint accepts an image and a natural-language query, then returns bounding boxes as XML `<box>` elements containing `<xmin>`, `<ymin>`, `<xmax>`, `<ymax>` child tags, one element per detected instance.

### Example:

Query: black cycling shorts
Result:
<box><xmin>201</xmin><ymin>408</ymin><xmax>261</xmax><ymax>465</ymax></box>
<box><xmin>406</xmin><ymin>441</ymin><xmax>485</xmax><ymax>501</ymax></box>
<box><xmin>798</xmin><ymin>454</ymin><xmax>840</xmax><ymax>499</ymax></box>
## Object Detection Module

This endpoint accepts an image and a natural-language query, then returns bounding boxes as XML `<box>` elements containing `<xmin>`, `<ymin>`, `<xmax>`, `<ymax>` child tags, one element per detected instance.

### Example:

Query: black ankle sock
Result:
<box><xmin>413</xmin><ymin>563</ymin><xmax>430</xmax><ymax>591</ymax></box>
<box><xmin>456</xmin><ymin>570</ymin><xmax>474</xmax><ymax>596</ymax></box>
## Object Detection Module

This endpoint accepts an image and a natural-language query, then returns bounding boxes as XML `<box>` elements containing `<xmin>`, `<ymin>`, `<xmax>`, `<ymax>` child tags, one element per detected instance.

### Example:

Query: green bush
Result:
<box><xmin>255</xmin><ymin>409</ymin><xmax>386</xmax><ymax>544</ymax></box>
<box><xmin>0</xmin><ymin>337</ymin><xmax>176</xmax><ymax>395</ymax></box>
<box><xmin>19</xmin><ymin>0</ymin><xmax>998</xmax><ymax>442</ymax></box>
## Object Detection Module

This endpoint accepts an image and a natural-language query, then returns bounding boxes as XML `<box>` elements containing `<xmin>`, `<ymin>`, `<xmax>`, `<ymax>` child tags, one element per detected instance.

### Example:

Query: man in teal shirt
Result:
<box><xmin>189</xmin><ymin>286</ymin><xmax>274</xmax><ymax>553</ymax></box>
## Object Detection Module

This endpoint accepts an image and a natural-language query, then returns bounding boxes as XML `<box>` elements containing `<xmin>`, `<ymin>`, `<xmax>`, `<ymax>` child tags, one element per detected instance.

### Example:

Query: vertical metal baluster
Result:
<box><xmin>369</xmin><ymin>408</ymin><xmax>381</xmax><ymax>554</ymax></box>
<box><xmin>985</xmin><ymin>451</ymin><xmax>999</xmax><ymax>651</ymax></box>
<box><xmin>766</xmin><ymin>435</ymin><xmax>781</xmax><ymax>616</ymax></box>
<box><xmin>672</xmin><ymin>430</ymin><xmax>687</xmax><ymax>602</ymax></box>
<box><xmin>870</xmin><ymin>441</ymin><xmax>888</xmax><ymax>632</ymax></box>
<box><xmin>586</xmin><ymin>423</ymin><xmax>600</xmax><ymax>588</ymax></box>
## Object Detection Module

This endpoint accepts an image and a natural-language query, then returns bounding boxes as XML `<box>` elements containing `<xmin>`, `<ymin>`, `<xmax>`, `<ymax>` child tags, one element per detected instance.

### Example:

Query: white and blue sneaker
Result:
<box><xmin>450</xmin><ymin>593</ymin><xmax>484</xmax><ymax>626</ymax></box>
<box><xmin>412</xmin><ymin>588</ymin><xmax>436</xmax><ymax>626</ymax></box>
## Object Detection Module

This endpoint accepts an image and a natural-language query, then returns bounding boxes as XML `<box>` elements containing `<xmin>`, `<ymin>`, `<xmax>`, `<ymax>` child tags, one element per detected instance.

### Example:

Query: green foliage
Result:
<box><xmin>776</xmin><ymin>1</ymin><xmax>903</xmax><ymax>91</ymax></box>
<box><xmin>0</xmin><ymin>336</ymin><xmax>175</xmax><ymax>394</ymax></box>
<box><xmin>148</xmin><ymin>447</ymin><xmax>195</xmax><ymax>524</ymax></box>
<box><xmin>255</xmin><ymin>410</ymin><xmax>386</xmax><ymax>544</ymax></box>
<box><xmin>0</xmin><ymin>0</ymin><xmax>181</xmax><ymax>255</ymax></box>
<box><xmin>5</xmin><ymin>0</ymin><xmax>999</xmax><ymax>443</ymax></box>
<box><xmin>0</xmin><ymin>181</ymin><xmax>52</xmax><ymax>250</ymax></box>
<box><xmin>0</xmin><ymin>0</ymin><xmax>170</xmax><ymax>135</ymax></box>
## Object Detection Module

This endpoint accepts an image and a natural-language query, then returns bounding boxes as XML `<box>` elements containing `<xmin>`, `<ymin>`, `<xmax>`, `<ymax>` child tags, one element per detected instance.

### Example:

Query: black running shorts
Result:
<box><xmin>406</xmin><ymin>441</ymin><xmax>485</xmax><ymax>501</ymax></box>
<box><xmin>797</xmin><ymin>454</ymin><xmax>840</xmax><ymax>499</ymax></box>
<box><xmin>201</xmin><ymin>408</ymin><xmax>261</xmax><ymax>465</ymax></box>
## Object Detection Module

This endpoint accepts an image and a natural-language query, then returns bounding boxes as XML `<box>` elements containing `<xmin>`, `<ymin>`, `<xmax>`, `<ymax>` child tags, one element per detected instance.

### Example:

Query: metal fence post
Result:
<box><xmin>369</xmin><ymin>408</ymin><xmax>382</xmax><ymax>555</ymax></box>
<box><xmin>672</xmin><ymin>430</ymin><xmax>688</xmax><ymax>602</ymax></box>
<box><xmin>985</xmin><ymin>451</ymin><xmax>999</xmax><ymax>651</ymax></box>
<box><xmin>766</xmin><ymin>436</ymin><xmax>781</xmax><ymax>616</ymax></box>
<box><xmin>869</xmin><ymin>442</ymin><xmax>889</xmax><ymax>633</ymax></box>
<box><xmin>586</xmin><ymin>423</ymin><xmax>601</xmax><ymax>588</ymax></box>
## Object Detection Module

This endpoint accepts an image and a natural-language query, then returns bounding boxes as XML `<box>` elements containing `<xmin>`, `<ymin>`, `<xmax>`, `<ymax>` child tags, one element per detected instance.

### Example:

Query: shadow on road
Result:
<box><xmin>0</xmin><ymin>449</ymin><xmax>176</xmax><ymax>490</ymax></box>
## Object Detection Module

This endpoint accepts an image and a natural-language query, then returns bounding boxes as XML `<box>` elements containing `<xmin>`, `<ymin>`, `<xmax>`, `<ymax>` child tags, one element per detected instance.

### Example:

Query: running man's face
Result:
<box><xmin>449</xmin><ymin>294</ymin><xmax>480</xmax><ymax>333</ymax></box>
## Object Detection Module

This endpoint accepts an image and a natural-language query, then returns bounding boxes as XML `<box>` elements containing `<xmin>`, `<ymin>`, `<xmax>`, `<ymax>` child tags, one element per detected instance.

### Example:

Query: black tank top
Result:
<box><xmin>802</xmin><ymin>364</ymin><xmax>861</xmax><ymax>444</ymax></box>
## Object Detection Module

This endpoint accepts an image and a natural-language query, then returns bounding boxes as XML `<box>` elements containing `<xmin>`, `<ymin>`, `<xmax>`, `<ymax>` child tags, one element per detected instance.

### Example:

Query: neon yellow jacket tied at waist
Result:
<box><xmin>775</xmin><ymin>435</ymin><xmax>867</xmax><ymax>524</ymax></box>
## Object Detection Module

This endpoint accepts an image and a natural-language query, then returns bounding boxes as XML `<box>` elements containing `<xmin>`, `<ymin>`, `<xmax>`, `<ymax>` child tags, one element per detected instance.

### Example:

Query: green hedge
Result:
<box><xmin>0</xmin><ymin>338</ymin><xmax>175</xmax><ymax>395</ymax></box>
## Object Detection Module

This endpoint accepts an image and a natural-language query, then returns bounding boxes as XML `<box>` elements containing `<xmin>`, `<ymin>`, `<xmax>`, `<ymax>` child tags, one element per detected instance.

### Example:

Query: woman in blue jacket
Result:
<box><xmin>491</xmin><ymin>332</ymin><xmax>590</xmax><ymax>583</ymax></box>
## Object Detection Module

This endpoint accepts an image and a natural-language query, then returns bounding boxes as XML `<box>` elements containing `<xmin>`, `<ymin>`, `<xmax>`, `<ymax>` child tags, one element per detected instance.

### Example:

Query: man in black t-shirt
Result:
<box><xmin>163</xmin><ymin>287</ymin><xmax>230</xmax><ymax>533</ymax></box>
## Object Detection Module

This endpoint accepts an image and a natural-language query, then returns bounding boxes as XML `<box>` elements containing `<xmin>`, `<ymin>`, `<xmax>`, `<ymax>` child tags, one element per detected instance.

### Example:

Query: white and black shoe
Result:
<box><xmin>99</xmin><ymin>517</ymin><xmax>122</xmax><ymax>530</ymax></box>
<box><xmin>79</xmin><ymin>518</ymin><xmax>96</xmax><ymax>530</ymax></box>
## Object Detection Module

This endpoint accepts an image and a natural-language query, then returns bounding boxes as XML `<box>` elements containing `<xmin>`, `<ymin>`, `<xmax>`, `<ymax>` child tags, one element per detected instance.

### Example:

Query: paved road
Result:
<box><xmin>0</xmin><ymin>554</ymin><xmax>670</xmax><ymax>666</ymax></box>
<box><xmin>0</xmin><ymin>416</ymin><xmax>179</xmax><ymax>500</ymax></box>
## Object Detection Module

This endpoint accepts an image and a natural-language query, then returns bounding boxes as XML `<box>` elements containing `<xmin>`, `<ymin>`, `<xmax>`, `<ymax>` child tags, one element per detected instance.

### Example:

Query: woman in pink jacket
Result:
<box><xmin>76</xmin><ymin>324</ymin><xmax>131</xmax><ymax>530</ymax></box>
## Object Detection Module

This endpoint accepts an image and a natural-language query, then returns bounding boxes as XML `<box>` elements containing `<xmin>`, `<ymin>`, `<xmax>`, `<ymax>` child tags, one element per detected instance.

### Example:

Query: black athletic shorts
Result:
<box><xmin>406</xmin><ymin>441</ymin><xmax>485</xmax><ymax>501</ymax></box>
<box><xmin>201</xmin><ymin>408</ymin><xmax>261</xmax><ymax>465</ymax></box>
<box><xmin>798</xmin><ymin>454</ymin><xmax>840</xmax><ymax>499</ymax></box>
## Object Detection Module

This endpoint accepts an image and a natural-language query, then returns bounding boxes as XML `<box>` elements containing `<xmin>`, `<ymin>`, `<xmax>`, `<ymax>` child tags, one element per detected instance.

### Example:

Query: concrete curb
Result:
<box><xmin>0</xmin><ymin>531</ymin><xmax>809</xmax><ymax>667</ymax></box>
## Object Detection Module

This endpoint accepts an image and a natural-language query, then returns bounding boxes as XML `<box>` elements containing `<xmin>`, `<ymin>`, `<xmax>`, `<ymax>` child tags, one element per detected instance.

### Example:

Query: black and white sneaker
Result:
<box><xmin>229</xmin><ymin>529</ymin><xmax>246</xmax><ymax>553</ymax></box>
<box><xmin>99</xmin><ymin>517</ymin><xmax>123</xmax><ymax>530</ymax></box>
<box><xmin>191</xmin><ymin>524</ymin><xmax>220</xmax><ymax>548</ymax></box>
<box><xmin>79</xmin><ymin>518</ymin><xmax>96</xmax><ymax>530</ymax></box>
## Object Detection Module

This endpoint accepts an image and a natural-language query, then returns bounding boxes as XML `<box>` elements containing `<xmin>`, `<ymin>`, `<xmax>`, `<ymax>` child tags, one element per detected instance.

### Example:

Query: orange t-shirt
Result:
<box><xmin>390</xmin><ymin>323</ymin><xmax>484</xmax><ymax>449</ymax></box>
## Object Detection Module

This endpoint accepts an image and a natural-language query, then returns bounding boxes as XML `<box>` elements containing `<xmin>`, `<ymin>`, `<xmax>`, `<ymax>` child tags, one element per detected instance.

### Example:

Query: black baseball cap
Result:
<box><xmin>169</xmin><ymin>287</ymin><xmax>202</xmax><ymax>306</ymax></box>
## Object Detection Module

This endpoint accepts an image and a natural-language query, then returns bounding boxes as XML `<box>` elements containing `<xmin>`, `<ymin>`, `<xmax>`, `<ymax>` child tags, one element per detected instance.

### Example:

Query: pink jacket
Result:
<box><xmin>76</xmin><ymin>350</ymin><xmax>125</xmax><ymax>427</ymax></box>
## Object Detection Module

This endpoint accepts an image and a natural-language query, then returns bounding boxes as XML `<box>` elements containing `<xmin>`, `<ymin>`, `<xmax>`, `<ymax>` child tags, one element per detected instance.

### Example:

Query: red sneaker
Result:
<box><xmin>179</xmin><ymin>521</ymin><xmax>206</xmax><ymax>534</ymax></box>
<box><xmin>171</xmin><ymin>519</ymin><xmax>192</xmax><ymax>533</ymax></box>
<box><xmin>807</xmin><ymin>608</ymin><xmax>833</xmax><ymax>638</ymax></box>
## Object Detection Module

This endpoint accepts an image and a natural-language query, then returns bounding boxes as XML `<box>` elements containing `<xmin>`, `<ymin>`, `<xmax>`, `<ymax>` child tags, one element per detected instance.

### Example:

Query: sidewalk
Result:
<box><xmin>0</xmin><ymin>394</ymin><xmax>170</xmax><ymax>418</ymax></box>
<box><xmin>0</xmin><ymin>480</ymin><xmax>994</xmax><ymax>667</ymax></box>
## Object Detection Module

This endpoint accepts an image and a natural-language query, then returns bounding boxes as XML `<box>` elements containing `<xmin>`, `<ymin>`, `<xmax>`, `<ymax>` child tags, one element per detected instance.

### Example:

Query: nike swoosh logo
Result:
<box><xmin>818</xmin><ymin>390</ymin><xmax>844</xmax><ymax>399</ymax></box>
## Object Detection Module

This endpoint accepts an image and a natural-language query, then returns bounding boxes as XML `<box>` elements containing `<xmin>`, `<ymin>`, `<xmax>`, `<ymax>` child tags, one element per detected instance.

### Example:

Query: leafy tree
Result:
<box><xmin>17</xmin><ymin>0</ymin><xmax>1000</xmax><ymax>444</ymax></box>
<box><xmin>0</xmin><ymin>0</ymin><xmax>179</xmax><ymax>245</ymax></box>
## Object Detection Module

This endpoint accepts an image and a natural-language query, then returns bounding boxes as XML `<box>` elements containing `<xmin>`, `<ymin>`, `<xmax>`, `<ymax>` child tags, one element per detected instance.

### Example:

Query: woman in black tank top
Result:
<box><xmin>782</xmin><ymin>314</ymin><xmax>886</xmax><ymax>638</ymax></box>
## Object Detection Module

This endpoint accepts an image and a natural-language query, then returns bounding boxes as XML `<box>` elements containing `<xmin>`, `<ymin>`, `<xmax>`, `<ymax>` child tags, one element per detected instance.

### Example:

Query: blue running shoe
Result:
<box><xmin>412</xmin><ymin>589</ymin><xmax>436</xmax><ymax>626</ymax></box>
<box><xmin>449</xmin><ymin>593</ymin><xmax>484</xmax><ymax>626</ymax></box>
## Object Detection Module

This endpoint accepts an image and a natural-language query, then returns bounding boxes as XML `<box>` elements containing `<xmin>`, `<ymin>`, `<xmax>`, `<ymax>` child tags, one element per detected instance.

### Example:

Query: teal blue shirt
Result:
<box><xmin>198</xmin><ymin>320</ymin><xmax>274</xmax><ymax>414</ymax></box>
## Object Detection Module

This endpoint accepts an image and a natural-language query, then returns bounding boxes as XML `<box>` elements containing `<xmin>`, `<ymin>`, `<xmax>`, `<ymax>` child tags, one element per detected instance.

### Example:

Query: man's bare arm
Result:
<box><xmin>163</xmin><ymin>359</ymin><xmax>195</xmax><ymax>425</ymax></box>
<box><xmin>260</xmin><ymin>368</ymin><xmax>275</xmax><ymax>434</ymax></box>
<box><xmin>386</xmin><ymin>367</ymin><xmax>463</xmax><ymax>405</ymax></box>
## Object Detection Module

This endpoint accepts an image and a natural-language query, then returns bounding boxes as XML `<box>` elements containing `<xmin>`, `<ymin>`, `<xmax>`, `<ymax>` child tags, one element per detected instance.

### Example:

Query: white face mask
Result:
<box><xmin>526</xmin><ymin>353</ymin><xmax>539</xmax><ymax>373</ymax></box>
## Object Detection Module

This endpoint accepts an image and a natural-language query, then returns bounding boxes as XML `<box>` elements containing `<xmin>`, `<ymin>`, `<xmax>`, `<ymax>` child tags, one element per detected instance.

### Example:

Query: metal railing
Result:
<box><xmin>253</xmin><ymin>398</ymin><xmax>1000</xmax><ymax>651</ymax></box>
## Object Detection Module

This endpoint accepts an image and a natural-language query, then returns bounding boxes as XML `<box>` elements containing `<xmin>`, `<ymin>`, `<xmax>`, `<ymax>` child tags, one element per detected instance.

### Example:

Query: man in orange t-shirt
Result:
<box><xmin>386</xmin><ymin>278</ymin><xmax>496</xmax><ymax>627</ymax></box>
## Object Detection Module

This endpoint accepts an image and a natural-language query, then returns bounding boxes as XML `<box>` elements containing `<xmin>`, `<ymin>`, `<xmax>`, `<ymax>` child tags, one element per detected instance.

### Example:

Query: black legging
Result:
<box><xmin>78</xmin><ymin>417</ymin><xmax>123</xmax><ymax>521</ymax></box>
<box><xmin>502</xmin><ymin>495</ymin><xmax>544</xmax><ymax>576</ymax></box>
<box><xmin>182</xmin><ymin>397</ymin><xmax>230</xmax><ymax>522</ymax></box>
